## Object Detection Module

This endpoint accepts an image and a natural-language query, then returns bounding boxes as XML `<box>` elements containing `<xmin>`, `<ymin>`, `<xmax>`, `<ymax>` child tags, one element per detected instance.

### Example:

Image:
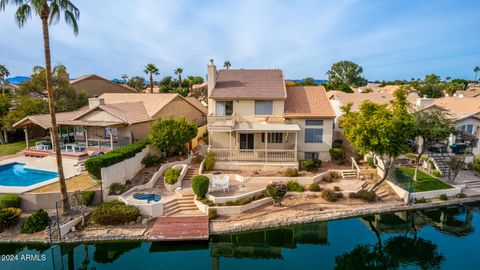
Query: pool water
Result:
<box><xmin>0</xmin><ymin>162</ymin><xmax>58</xmax><ymax>187</ymax></box>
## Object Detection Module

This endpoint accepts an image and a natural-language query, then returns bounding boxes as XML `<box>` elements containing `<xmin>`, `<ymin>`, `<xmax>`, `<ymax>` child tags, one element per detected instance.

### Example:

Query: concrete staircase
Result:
<box><xmin>429</xmin><ymin>153</ymin><xmax>451</xmax><ymax>176</ymax></box>
<box><xmin>162</xmin><ymin>194</ymin><xmax>197</xmax><ymax>216</ymax></box>
<box><xmin>465</xmin><ymin>180</ymin><xmax>480</xmax><ymax>189</ymax></box>
<box><xmin>341</xmin><ymin>170</ymin><xmax>358</xmax><ymax>179</ymax></box>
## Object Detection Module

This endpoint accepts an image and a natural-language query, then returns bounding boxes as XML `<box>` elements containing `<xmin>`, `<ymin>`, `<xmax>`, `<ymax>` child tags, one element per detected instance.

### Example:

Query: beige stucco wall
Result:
<box><xmin>77</xmin><ymin>110</ymin><xmax>124</xmax><ymax>123</ymax></box>
<box><xmin>210</xmin><ymin>99</ymin><xmax>285</xmax><ymax>120</ymax></box>
<box><xmin>290</xmin><ymin>118</ymin><xmax>334</xmax><ymax>161</ymax></box>
<box><xmin>72</xmin><ymin>78</ymin><xmax>133</xmax><ymax>96</ymax></box>
<box><xmin>131</xmin><ymin>121</ymin><xmax>152</xmax><ymax>141</ymax></box>
<box><xmin>155</xmin><ymin>96</ymin><xmax>206</xmax><ymax>126</ymax></box>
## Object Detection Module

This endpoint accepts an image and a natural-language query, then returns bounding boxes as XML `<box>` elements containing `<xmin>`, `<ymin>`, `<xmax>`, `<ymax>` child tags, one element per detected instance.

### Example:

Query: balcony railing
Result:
<box><xmin>207</xmin><ymin>113</ymin><xmax>236</xmax><ymax>129</ymax></box>
<box><xmin>209</xmin><ymin>148</ymin><xmax>297</xmax><ymax>162</ymax></box>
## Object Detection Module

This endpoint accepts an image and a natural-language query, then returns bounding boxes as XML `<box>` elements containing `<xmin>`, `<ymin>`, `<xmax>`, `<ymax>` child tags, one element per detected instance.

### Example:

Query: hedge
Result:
<box><xmin>21</xmin><ymin>209</ymin><xmax>49</xmax><ymax>234</ymax></box>
<box><xmin>0</xmin><ymin>194</ymin><xmax>21</xmax><ymax>209</ymax></box>
<box><xmin>164</xmin><ymin>167</ymin><xmax>181</xmax><ymax>185</ymax></box>
<box><xmin>85</xmin><ymin>139</ymin><xmax>149</xmax><ymax>179</ymax></box>
<box><xmin>192</xmin><ymin>175</ymin><xmax>210</xmax><ymax>198</ymax></box>
<box><xmin>91</xmin><ymin>200</ymin><xmax>139</xmax><ymax>225</ymax></box>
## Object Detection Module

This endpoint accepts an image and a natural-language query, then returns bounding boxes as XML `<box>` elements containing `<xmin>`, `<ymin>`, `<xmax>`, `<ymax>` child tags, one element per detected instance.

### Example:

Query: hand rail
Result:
<box><xmin>351</xmin><ymin>157</ymin><xmax>361</xmax><ymax>178</ymax></box>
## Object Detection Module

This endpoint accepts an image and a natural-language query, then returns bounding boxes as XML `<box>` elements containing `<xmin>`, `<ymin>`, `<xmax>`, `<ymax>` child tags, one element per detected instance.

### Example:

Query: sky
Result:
<box><xmin>1</xmin><ymin>0</ymin><xmax>480</xmax><ymax>81</ymax></box>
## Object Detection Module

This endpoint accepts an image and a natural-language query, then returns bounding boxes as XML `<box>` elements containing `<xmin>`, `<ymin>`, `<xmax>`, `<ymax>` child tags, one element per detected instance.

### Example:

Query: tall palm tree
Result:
<box><xmin>121</xmin><ymin>74</ymin><xmax>128</xmax><ymax>83</ymax></box>
<box><xmin>223</xmin><ymin>60</ymin><xmax>231</xmax><ymax>69</ymax></box>
<box><xmin>174</xmin><ymin>67</ymin><xmax>183</xmax><ymax>88</ymax></box>
<box><xmin>144</xmin><ymin>64</ymin><xmax>159</xmax><ymax>93</ymax></box>
<box><xmin>0</xmin><ymin>65</ymin><xmax>10</xmax><ymax>94</ymax></box>
<box><xmin>474</xmin><ymin>66</ymin><xmax>480</xmax><ymax>91</ymax></box>
<box><xmin>1</xmin><ymin>0</ymin><xmax>80</xmax><ymax>215</ymax></box>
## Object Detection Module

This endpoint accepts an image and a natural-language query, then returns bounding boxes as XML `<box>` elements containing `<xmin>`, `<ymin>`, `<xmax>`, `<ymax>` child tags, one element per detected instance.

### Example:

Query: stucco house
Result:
<box><xmin>14</xmin><ymin>93</ymin><xmax>207</xmax><ymax>158</ymax></box>
<box><xmin>70</xmin><ymin>74</ymin><xmax>137</xmax><ymax>96</ymax></box>
<box><xmin>206</xmin><ymin>60</ymin><xmax>335</xmax><ymax>169</ymax></box>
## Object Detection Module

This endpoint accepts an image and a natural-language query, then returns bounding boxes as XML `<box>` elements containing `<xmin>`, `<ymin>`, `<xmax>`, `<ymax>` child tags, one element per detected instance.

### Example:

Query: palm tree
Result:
<box><xmin>53</xmin><ymin>64</ymin><xmax>67</xmax><ymax>76</ymax></box>
<box><xmin>144</xmin><ymin>64</ymin><xmax>159</xmax><ymax>93</ymax></box>
<box><xmin>1</xmin><ymin>0</ymin><xmax>80</xmax><ymax>215</ymax></box>
<box><xmin>0</xmin><ymin>65</ymin><xmax>10</xmax><ymax>94</ymax></box>
<box><xmin>121</xmin><ymin>74</ymin><xmax>128</xmax><ymax>83</ymax></box>
<box><xmin>174</xmin><ymin>67</ymin><xmax>183</xmax><ymax>88</ymax></box>
<box><xmin>223</xmin><ymin>60</ymin><xmax>231</xmax><ymax>69</ymax></box>
<box><xmin>474</xmin><ymin>66</ymin><xmax>480</xmax><ymax>90</ymax></box>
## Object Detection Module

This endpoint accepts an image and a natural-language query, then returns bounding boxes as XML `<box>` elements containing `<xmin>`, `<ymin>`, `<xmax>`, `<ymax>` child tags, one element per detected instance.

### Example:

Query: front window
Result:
<box><xmin>74</xmin><ymin>126</ymin><xmax>84</xmax><ymax>136</ymax></box>
<box><xmin>305</xmin><ymin>128</ymin><xmax>323</xmax><ymax>143</ymax></box>
<box><xmin>255</xmin><ymin>100</ymin><xmax>273</xmax><ymax>115</ymax></box>
<box><xmin>261</xmin><ymin>133</ymin><xmax>283</xmax><ymax>143</ymax></box>
<box><xmin>459</xmin><ymin>124</ymin><xmax>474</xmax><ymax>135</ymax></box>
<box><xmin>306</xmin><ymin>120</ymin><xmax>323</xmax><ymax>126</ymax></box>
<box><xmin>216</xmin><ymin>101</ymin><xmax>233</xmax><ymax>116</ymax></box>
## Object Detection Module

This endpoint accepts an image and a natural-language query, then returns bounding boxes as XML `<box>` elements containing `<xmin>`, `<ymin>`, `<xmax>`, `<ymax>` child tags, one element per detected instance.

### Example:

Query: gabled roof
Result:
<box><xmin>14</xmin><ymin>107</ymin><xmax>89</xmax><ymax>129</ymax></box>
<box><xmin>210</xmin><ymin>69</ymin><xmax>287</xmax><ymax>100</ymax></box>
<box><xmin>98</xmin><ymin>93</ymin><xmax>180</xmax><ymax>117</ymax></box>
<box><xmin>185</xmin><ymin>97</ymin><xmax>207</xmax><ymax>115</ymax></box>
<box><xmin>73</xmin><ymin>102</ymin><xmax>150</xmax><ymax>124</ymax></box>
<box><xmin>70</xmin><ymin>74</ymin><xmax>137</xmax><ymax>93</ymax></box>
<box><xmin>284</xmin><ymin>86</ymin><xmax>336</xmax><ymax>118</ymax></box>
<box><xmin>327</xmin><ymin>91</ymin><xmax>419</xmax><ymax>112</ymax></box>
<box><xmin>421</xmin><ymin>97</ymin><xmax>480</xmax><ymax>119</ymax></box>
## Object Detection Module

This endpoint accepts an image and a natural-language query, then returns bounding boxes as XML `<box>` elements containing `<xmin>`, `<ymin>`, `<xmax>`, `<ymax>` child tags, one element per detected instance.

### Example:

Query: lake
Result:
<box><xmin>1</xmin><ymin>203</ymin><xmax>478</xmax><ymax>269</ymax></box>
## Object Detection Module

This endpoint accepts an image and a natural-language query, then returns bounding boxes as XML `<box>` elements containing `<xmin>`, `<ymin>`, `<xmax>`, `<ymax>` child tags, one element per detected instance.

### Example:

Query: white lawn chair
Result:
<box><xmin>221</xmin><ymin>175</ymin><xmax>230</xmax><ymax>192</ymax></box>
<box><xmin>210</xmin><ymin>175</ymin><xmax>223</xmax><ymax>192</ymax></box>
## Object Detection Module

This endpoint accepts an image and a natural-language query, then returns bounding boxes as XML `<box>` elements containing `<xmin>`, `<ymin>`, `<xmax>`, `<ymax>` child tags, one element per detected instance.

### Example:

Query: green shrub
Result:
<box><xmin>415</xmin><ymin>198</ymin><xmax>429</xmax><ymax>204</ymax></box>
<box><xmin>431</xmin><ymin>170</ymin><xmax>441</xmax><ymax>177</ymax></box>
<box><xmin>286</xmin><ymin>180</ymin><xmax>305</xmax><ymax>192</ymax></box>
<box><xmin>321</xmin><ymin>189</ymin><xmax>343</xmax><ymax>202</ymax></box>
<box><xmin>141</xmin><ymin>154</ymin><xmax>162</xmax><ymax>167</ymax></box>
<box><xmin>21</xmin><ymin>209</ymin><xmax>49</xmax><ymax>234</ymax></box>
<box><xmin>0</xmin><ymin>208</ymin><xmax>21</xmax><ymax>232</ymax></box>
<box><xmin>473</xmin><ymin>156</ymin><xmax>480</xmax><ymax>175</ymax></box>
<box><xmin>73</xmin><ymin>190</ymin><xmax>96</xmax><ymax>206</ymax></box>
<box><xmin>208</xmin><ymin>209</ymin><xmax>217</xmax><ymax>220</ymax></box>
<box><xmin>308</xmin><ymin>183</ymin><xmax>321</xmax><ymax>192</ymax></box>
<box><xmin>333</xmin><ymin>139</ymin><xmax>343</xmax><ymax>148</ymax></box>
<box><xmin>192</xmin><ymin>175</ymin><xmax>210</xmax><ymax>198</ymax></box>
<box><xmin>204</xmin><ymin>152</ymin><xmax>216</xmax><ymax>171</ymax></box>
<box><xmin>333</xmin><ymin>186</ymin><xmax>341</xmax><ymax>192</ymax></box>
<box><xmin>266</xmin><ymin>182</ymin><xmax>288</xmax><ymax>206</ymax></box>
<box><xmin>457</xmin><ymin>193</ymin><xmax>467</xmax><ymax>198</ymax></box>
<box><xmin>349</xmin><ymin>189</ymin><xmax>377</xmax><ymax>202</ymax></box>
<box><xmin>110</xmin><ymin>183</ymin><xmax>126</xmax><ymax>195</ymax></box>
<box><xmin>284</xmin><ymin>168</ymin><xmax>299</xmax><ymax>177</ymax></box>
<box><xmin>367</xmin><ymin>157</ymin><xmax>375</xmax><ymax>168</ymax></box>
<box><xmin>439</xmin><ymin>194</ymin><xmax>448</xmax><ymax>201</ymax></box>
<box><xmin>164</xmin><ymin>167</ymin><xmax>181</xmax><ymax>185</ymax></box>
<box><xmin>0</xmin><ymin>194</ymin><xmax>21</xmax><ymax>209</ymax></box>
<box><xmin>91</xmin><ymin>200</ymin><xmax>139</xmax><ymax>225</ymax></box>
<box><xmin>330</xmin><ymin>171</ymin><xmax>340</xmax><ymax>179</ymax></box>
<box><xmin>199</xmin><ymin>198</ymin><xmax>216</xmax><ymax>206</ymax></box>
<box><xmin>85</xmin><ymin>139</ymin><xmax>149</xmax><ymax>179</ymax></box>
<box><xmin>329</xmin><ymin>148</ymin><xmax>344</xmax><ymax>164</ymax></box>
<box><xmin>322</xmin><ymin>174</ymin><xmax>335</xmax><ymax>183</ymax></box>
<box><xmin>300</xmin><ymin>159</ymin><xmax>321</xmax><ymax>171</ymax></box>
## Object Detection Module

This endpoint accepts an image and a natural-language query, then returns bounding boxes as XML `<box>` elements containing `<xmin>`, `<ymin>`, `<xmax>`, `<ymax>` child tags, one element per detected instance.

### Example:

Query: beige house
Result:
<box><xmin>206</xmin><ymin>60</ymin><xmax>335</xmax><ymax>168</ymax></box>
<box><xmin>14</xmin><ymin>93</ymin><xmax>207</xmax><ymax>158</ymax></box>
<box><xmin>70</xmin><ymin>74</ymin><xmax>137</xmax><ymax>96</ymax></box>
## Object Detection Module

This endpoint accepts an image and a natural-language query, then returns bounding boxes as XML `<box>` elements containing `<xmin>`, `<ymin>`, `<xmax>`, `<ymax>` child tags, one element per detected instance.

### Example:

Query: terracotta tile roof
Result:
<box><xmin>210</xmin><ymin>69</ymin><xmax>286</xmax><ymax>100</ymax></box>
<box><xmin>74</xmin><ymin>102</ymin><xmax>150</xmax><ymax>124</ymax></box>
<box><xmin>185</xmin><ymin>97</ymin><xmax>207</xmax><ymax>115</ymax></box>
<box><xmin>455</xmin><ymin>89</ymin><xmax>480</xmax><ymax>98</ymax></box>
<box><xmin>284</xmin><ymin>86</ymin><xmax>336</xmax><ymax>118</ymax></box>
<box><xmin>423</xmin><ymin>97</ymin><xmax>480</xmax><ymax>119</ymax></box>
<box><xmin>99</xmin><ymin>93</ymin><xmax>179</xmax><ymax>118</ymax></box>
<box><xmin>70</xmin><ymin>74</ymin><xmax>137</xmax><ymax>93</ymax></box>
<box><xmin>14</xmin><ymin>107</ymin><xmax>89</xmax><ymax>129</ymax></box>
<box><xmin>327</xmin><ymin>90</ymin><xmax>419</xmax><ymax>111</ymax></box>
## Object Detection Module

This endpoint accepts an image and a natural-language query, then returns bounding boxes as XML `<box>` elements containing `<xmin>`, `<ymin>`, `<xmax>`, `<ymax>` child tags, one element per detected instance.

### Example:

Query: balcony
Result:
<box><xmin>209</xmin><ymin>148</ymin><xmax>297</xmax><ymax>162</ymax></box>
<box><xmin>207</xmin><ymin>113</ymin><xmax>236</xmax><ymax>131</ymax></box>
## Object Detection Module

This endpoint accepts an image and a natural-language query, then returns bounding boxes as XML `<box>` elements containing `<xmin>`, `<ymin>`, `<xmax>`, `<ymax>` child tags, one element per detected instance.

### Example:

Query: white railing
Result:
<box><xmin>351</xmin><ymin>157</ymin><xmax>361</xmax><ymax>178</ymax></box>
<box><xmin>210</xmin><ymin>148</ymin><xmax>297</xmax><ymax>162</ymax></box>
<box><xmin>207</xmin><ymin>113</ymin><xmax>236</xmax><ymax>128</ymax></box>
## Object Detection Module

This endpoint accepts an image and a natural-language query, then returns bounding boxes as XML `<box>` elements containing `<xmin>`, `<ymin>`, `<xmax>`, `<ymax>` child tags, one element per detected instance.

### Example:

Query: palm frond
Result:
<box><xmin>49</xmin><ymin>1</ymin><xmax>60</xmax><ymax>24</ymax></box>
<box><xmin>14</xmin><ymin>3</ymin><xmax>31</xmax><ymax>28</ymax></box>
<box><xmin>64</xmin><ymin>9</ymin><xmax>78</xmax><ymax>35</ymax></box>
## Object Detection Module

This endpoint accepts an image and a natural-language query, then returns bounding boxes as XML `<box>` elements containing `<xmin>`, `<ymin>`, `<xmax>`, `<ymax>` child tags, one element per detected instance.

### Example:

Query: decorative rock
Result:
<box><xmin>71</xmin><ymin>227</ymin><xmax>76</xmax><ymax>232</ymax></box>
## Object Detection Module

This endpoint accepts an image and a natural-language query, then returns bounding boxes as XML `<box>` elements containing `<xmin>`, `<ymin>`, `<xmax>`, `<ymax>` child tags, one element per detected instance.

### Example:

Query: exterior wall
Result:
<box><xmin>72</xmin><ymin>78</ymin><xmax>134</xmax><ymax>96</ymax></box>
<box><xmin>453</xmin><ymin>116</ymin><xmax>480</xmax><ymax>155</ymax></box>
<box><xmin>210</xmin><ymin>131</ymin><xmax>233</xmax><ymax>148</ymax></box>
<box><xmin>77</xmin><ymin>110</ymin><xmax>124</xmax><ymax>123</ymax></box>
<box><xmin>156</xmin><ymin>96</ymin><xmax>206</xmax><ymax>126</ymax></box>
<box><xmin>211</xmin><ymin>99</ymin><xmax>285</xmax><ymax>120</ymax></box>
<box><xmin>131</xmin><ymin>121</ymin><xmax>152</xmax><ymax>141</ymax></box>
<box><xmin>289</xmin><ymin>118</ymin><xmax>334</xmax><ymax>161</ymax></box>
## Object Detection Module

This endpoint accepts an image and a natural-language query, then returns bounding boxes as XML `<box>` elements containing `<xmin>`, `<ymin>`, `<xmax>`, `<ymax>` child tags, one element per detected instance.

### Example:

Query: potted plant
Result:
<box><xmin>164</xmin><ymin>166</ymin><xmax>183</xmax><ymax>191</ymax></box>
<box><xmin>110</xmin><ymin>183</ymin><xmax>126</xmax><ymax>195</ymax></box>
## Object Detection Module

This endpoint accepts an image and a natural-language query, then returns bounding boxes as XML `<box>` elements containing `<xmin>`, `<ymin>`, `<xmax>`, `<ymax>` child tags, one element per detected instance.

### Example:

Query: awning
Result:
<box><xmin>234</xmin><ymin>122</ymin><xmax>300</xmax><ymax>132</ymax></box>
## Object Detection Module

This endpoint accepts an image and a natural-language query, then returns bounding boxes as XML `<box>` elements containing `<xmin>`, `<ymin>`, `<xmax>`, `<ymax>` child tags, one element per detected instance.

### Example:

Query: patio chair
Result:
<box><xmin>221</xmin><ymin>175</ymin><xmax>230</xmax><ymax>192</ymax></box>
<box><xmin>210</xmin><ymin>175</ymin><xmax>223</xmax><ymax>192</ymax></box>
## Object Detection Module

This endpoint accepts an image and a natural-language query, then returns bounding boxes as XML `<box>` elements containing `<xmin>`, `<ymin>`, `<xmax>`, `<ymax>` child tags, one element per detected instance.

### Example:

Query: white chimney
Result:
<box><xmin>416</xmin><ymin>96</ymin><xmax>434</xmax><ymax>108</ymax></box>
<box><xmin>207</xmin><ymin>59</ymin><xmax>217</xmax><ymax>98</ymax></box>
<box><xmin>88</xmin><ymin>97</ymin><xmax>105</xmax><ymax>109</ymax></box>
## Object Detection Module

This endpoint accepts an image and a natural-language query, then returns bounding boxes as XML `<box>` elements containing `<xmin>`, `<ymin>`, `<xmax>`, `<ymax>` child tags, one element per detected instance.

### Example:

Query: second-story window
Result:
<box><xmin>255</xmin><ymin>100</ymin><xmax>273</xmax><ymax>115</ymax></box>
<box><xmin>216</xmin><ymin>101</ymin><xmax>233</xmax><ymax>116</ymax></box>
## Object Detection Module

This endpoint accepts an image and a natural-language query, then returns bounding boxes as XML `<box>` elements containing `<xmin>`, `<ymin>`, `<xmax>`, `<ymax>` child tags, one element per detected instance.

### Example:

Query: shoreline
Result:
<box><xmin>1</xmin><ymin>196</ymin><xmax>479</xmax><ymax>244</ymax></box>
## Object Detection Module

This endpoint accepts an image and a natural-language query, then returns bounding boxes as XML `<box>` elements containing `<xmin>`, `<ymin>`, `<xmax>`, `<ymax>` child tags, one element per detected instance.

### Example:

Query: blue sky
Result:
<box><xmin>1</xmin><ymin>0</ymin><xmax>480</xmax><ymax>81</ymax></box>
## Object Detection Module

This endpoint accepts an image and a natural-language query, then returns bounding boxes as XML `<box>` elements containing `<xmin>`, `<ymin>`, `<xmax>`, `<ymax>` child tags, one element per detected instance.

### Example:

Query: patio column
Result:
<box><xmin>109</xmin><ymin>128</ymin><xmax>114</xmax><ymax>150</ymax></box>
<box><xmin>24</xmin><ymin>127</ymin><xmax>29</xmax><ymax>149</ymax></box>
<box><xmin>265</xmin><ymin>132</ymin><xmax>268</xmax><ymax>162</ymax></box>
<box><xmin>229</xmin><ymin>131</ymin><xmax>232</xmax><ymax>149</ymax></box>
<box><xmin>295</xmin><ymin>132</ymin><xmax>298</xmax><ymax>160</ymax></box>
<box><xmin>84</xmin><ymin>127</ymin><xmax>88</xmax><ymax>148</ymax></box>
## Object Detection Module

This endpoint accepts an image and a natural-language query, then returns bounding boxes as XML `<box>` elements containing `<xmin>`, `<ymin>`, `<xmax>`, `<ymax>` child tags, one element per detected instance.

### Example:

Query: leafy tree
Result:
<box><xmin>417</xmin><ymin>74</ymin><xmax>444</xmax><ymax>98</ymax></box>
<box><xmin>149</xmin><ymin>117</ymin><xmax>197</xmax><ymax>155</ymax></box>
<box><xmin>174</xmin><ymin>67</ymin><xmax>183</xmax><ymax>88</ymax></box>
<box><xmin>0</xmin><ymin>65</ymin><xmax>10</xmax><ymax>94</ymax></box>
<box><xmin>474</xmin><ymin>66</ymin><xmax>480</xmax><ymax>83</ymax></box>
<box><xmin>127</xmin><ymin>76</ymin><xmax>146</xmax><ymax>92</ymax></box>
<box><xmin>1</xmin><ymin>0</ymin><xmax>81</xmax><ymax>215</ymax></box>
<box><xmin>144</xmin><ymin>63</ymin><xmax>159</xmax><ymax>93</ymax></box>
<box><xmin>158</xmin><ymin>76</ymin><xmax>175</xmax><ymax>93</ymax></box>
<box><xmin>301</xmin><ymin>77</ymin><xmax>318</xmax><ymax>86</ymax></box>
<box><xmin>121</xmin><ymin>74</ymin><xmax>128</xmax><ymax>83</ymax></box>
<box><xmin>185</xmin><ymin>76</ymin><xmax>204</xmax><ymax>86</ymax></box>
<box><xmin>0</xmin><ymin>94</ymin><xmax>11</xmax><ymax>144</ymax></box>
<box><xmin>445</xmin><ymin>81</ymin><xmax>466</xmax><ymax>96</ymax></box>
<box><xmin>340</xmin><ymin>89</ymin><xmax>414</xmax><ymax>190</ymax></box>
<box><xmin>326</xmin><ymin>60</ymin><xmax>368</xmax><ymax>88</ymax></box>
<box><xmin>411</xmin><ymin>110</ymin><xmax>456</xmax><ymax>183</ymax></box>
<box><xmin>223</xmin><ymin>60</ymin><xmax>231</xmax><ymax>69</ymax></box>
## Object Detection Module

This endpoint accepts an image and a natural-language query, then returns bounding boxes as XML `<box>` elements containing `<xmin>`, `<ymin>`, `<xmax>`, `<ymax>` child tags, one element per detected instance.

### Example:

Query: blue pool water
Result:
<box><xmin>0</xmin><ymin>162</ymin><xmax>58</xmax><ymax>186</ymax></box>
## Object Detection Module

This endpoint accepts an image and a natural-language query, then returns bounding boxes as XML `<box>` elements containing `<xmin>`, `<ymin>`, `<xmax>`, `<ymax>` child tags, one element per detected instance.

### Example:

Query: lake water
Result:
<box><xmin>1</xmin><ymin>203</ymin><xmax>479</xmax><ymax>270</ymax></box>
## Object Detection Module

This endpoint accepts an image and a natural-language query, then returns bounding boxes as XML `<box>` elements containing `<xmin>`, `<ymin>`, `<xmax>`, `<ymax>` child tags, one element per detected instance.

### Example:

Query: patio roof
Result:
<box><xmin>59</xmin><ymin>120</ymin><xmax>127</xmax><ymax>127</ymax></box>
<box><xmin>234</xmin><ymin>122</ymin><xmax>300</xmax><ymax>132</ymax></box>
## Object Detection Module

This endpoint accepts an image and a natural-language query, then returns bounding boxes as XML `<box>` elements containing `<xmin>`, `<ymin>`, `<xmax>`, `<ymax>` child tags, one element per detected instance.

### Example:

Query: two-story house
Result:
<box><xmin>206</xmin><ymin>60</ymin><xmax>335</xmax><ymax>169</ymax></box>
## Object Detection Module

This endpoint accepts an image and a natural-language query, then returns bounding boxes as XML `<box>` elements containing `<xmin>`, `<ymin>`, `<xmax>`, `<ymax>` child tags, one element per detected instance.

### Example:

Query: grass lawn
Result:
<box><xmin>396</xmin><ymin>167</ymin><xmax>453</xmax><ymax>192</ymax></box>
<box><xmin>0</xmin><ymin>140</ymin><xmax>36</xmax><ymax>157</ymax></box>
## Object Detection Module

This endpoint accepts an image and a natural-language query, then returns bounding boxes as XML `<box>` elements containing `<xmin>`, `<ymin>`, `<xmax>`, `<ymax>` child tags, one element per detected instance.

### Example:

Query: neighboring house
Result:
<box><xmin>1</xmin><ymin>83</ymin><xmax>19</xmax><ymax>94</ymax></box>
<box><xmin>14</xmin><ymin>93</ymin><xmax>206</xmax><ymax>157</ymax></box>
<box><xmin>70</xmin><ymin>74</ymin><xmax>137</xmax><ymax>96</ymax></box>
<box><xmin>419</xmin><ymin>97</ymin><xmax>480</xmax><ymax>155</ymax></box>
<box><xmin>206</xmin><ymin>60</ymin><xmax>335</xmax><ymax>168</ymax></box>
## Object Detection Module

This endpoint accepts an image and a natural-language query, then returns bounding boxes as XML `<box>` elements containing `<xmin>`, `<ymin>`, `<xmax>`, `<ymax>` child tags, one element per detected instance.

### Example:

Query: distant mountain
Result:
<box><xmin>6</xmin><ymin>76</ymin><xmax>30</xmax><ymax>84</ymax></box>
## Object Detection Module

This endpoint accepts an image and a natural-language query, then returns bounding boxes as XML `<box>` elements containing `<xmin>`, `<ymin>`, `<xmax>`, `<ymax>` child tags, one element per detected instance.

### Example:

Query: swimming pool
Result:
<box><xmin>0</xmin><ymin>162</ymin><xmax>58</xmax><ymax>187</ymax></box>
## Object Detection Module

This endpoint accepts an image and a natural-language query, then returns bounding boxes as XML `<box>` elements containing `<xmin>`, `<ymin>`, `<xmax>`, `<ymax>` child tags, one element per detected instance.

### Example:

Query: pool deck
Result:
<box><xmin>0</xmin><ymin>156</ymin><xmax>81</xmax><ymax>194</ymax></box>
